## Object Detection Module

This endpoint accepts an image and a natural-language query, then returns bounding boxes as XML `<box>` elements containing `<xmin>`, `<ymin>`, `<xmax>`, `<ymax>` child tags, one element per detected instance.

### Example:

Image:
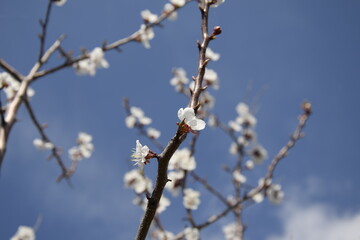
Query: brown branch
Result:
<box><xmin>38</xmin><ymin>0</ymin><xmax>54</xmax><ymax>62</ymax></box>
<box><xmin>0</xmin><ymin>37</ymin><xmax>63</xmax><ymax>168</ymax></box>
<box><xmin>0</xmin><ymin>59</ymin><xmax>24</xmax><ymax>81</ymax></box>
<box><xmin>135</xmin><ymin>128</ymin><xmax>188</xmax><ymax>240</ymax></box>
<box><xmin>23</xmin><ymin>98</ymin><xmax>73</xmax><ymax>183</ymax></box>
<box><xmin>33</xmin><ymin>1</ymin><xmax>192</xmax><ymax>81</ymax></box>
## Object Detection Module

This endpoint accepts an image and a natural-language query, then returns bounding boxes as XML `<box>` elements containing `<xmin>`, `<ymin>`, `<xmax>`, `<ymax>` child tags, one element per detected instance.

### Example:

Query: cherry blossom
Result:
<box><xmin>139</xmin><ymin>24</ymin><xmax>155</xmax><ymax>49</ymax></box>
<box><xmin>33</xmin><ymin>138</ymin><xmax>54</xmax><ymax>151</ymax></box>
<box><xmin>183</xmin><ymin>188</ymin><xmax>201</xmax><ymax>210</ymax></box>
<box><xmin>68</xmin><ymin>132</ymin><xmax>94</xmax><ymax>161</ymax></box>
<box><xmin>249</xmin><ymin>144</ymin><xmax>268</xmax><ymax>164</ymax></box>
<box><xmin>222</xmin><ymin>222</ymin><xmax>242</xmax><ymax>240</ymax></box>
<box><xmin>163</xmin><ymin>3</ymin><xmax>177</xmax><ymax>21</ymax></box>
<box><xmin>170</xmin><ymin>0</ymin><xmax>186</xmax><ymax>7</ymax></box>
<box><xmin>178</xmin><ymin>107</ymin><xmax>206</xmax><ymax>131</ymax></box>
<box><xmin>0</xmin><ymin>72</ymin><xmax>35</xmax><ymax>100</ymax></box>
<box><xmin>266</xmin><ymin>184</ymin><xmax>284</xmax><ymax>204</ymax></box>
<box><xmin>124</xmin><ymin>169</ymin><xmax>152</xmax><ymax>194</ymax></box>
<box><xmin>131</xmin><ymin>140</ymin><xmax>152</xmax><ymax>166</ymax></box>
<box><xmin>73</xmin><ymin>47</ymin><xmax>109</xmax><ymax>76</ymax></box>
<box><xmin>168</xmin><ymin>148</ymin><xmax>196</xmax><ymax>171</ymax></box>
<box><xmin>10</xmin><ymin>226</ymin><xmax>35</xmax><ymax>240</ymax></box>
<box><xmin>184</xmin><ymin>227</ymin><xmax>199</xmax><ymax>240</ymax></box>
<box><xmin>53</xmin><ymin>0</ymin><xmax>67</xmax><ymax>7</ymax></box>
<box><xmin>141</xmin><ymin>10</ymin><xmax>158</xmax><ymax>23</ymax></box>
<box><xmin>205</xmin><ymin>48</ymin><xmax>220</xmax><ymax>61</ymax></box>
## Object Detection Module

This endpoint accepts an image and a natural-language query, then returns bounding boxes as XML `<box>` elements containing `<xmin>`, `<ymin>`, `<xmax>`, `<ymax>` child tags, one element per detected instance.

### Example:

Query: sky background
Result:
<box><xmin>1</xmin><ymin>0</ymin><xmax>360</xmax><ymax>239</ymax></box>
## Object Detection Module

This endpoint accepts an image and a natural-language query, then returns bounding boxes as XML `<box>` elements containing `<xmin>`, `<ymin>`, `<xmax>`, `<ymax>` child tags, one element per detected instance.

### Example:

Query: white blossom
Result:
<box><xmin>131</xmin><ymin>140</ymin><xmax>150</xmax><ymax>166</ymax></box>
<box><xmin>199</xmin><ymin>91</ymin><xmax>215</xmax><ymax>109</ymax></box>
<box><xmin>33</xmin><ymin>138</ymin><xmax>54</xmax><ymax>151</ymax></box>
<box><xmin>68</xmin><ymin>132</ymin><xmax>94</xmax><ymax>161</ymax></box>
<box><xmin>163</xmin><ymin>3</ymin><xmax>177</xmax><ymax>21</ymax></box>
<box><xmin>222</xmin><ymin>222</ymin><xmax>242</xmax><ymax>240</ymax></box>
<box><xmin>203</xmin><ymin>68</ymin><xmax>219</xmax><ymax>90</ymax></box>
<box><xmin>170</xmin><ymin>0</ymin><xmax>186</xmax><ymax>7</ymax></box>
<box><xmin>139</xmin><ymin>24</ymin><xmax>155</xmax><ymax>49</ymax></box>
<box><xmin>206</xmin><ymin>48</ymin><xmax>220</xmax><ymax>61</ymax></box>
<box><xmin>236</xmin><ymin>102</ymin><xmax>249</xmax><ymax>115</ymax></box>
<box><xmin>209</xmin><ymin>0</ymin><xmax>225</xmax><ymax>8</ymax></box>
<box><xmin>125</xmin><ymin>115</ymin><xmax>137</xmax><ymax>128</ymax></box>
<box><xmin>178</xmin><ymin>107</ymin><xmax>206</xmax><ymax>131</ymax></box>
<box><xmin>151</xmin><ymin>229</ymin><xmax>175</xmax><ymax>240</ymax></box>
<box><xmin>233</xmin><ymin>170</ymin><xmax>246</xmax><ymax>183</ymax></box>
<box><xmin>157</xmin><ymin>196</ymin><xmax>171</xmax><ymax>214</ymax></box>
<box><xmin>229</xmin><ymin>142</ymin><xmax>238</xmax><ymax>155</ymax></box>
<box><xmin>165</xmin><ymin>170</ymin><xmax>185</xmax><ymax>196</ymax></box>
<box><xmin>184</xmin><ymin>227</ymin><xmax>199</xmax><ymax>240</ymax></box>
<box><xmin>169</xmin><ymin>148</ymin><xmax>196</xmax><ymax>171</ymax></box>
<box><xmin>245</xmin><ymin>160</ymin><xmax>254</xmax><ymax>170</ymax></box>
<box><xmin>207</xmin><ymin>114</ymin><xmax>217</xmax><ymax>127</ymax></box>
<box><xmin>54</xmin><ymin>0</ymin><xmax>67</xmax><ymax>7</ymax></box>
<box><xmin>249</xmin><ymin>144</ymin><xmax>268</xmax><ymax>164</ymax></box>
<box><xmin>10</xmin><ymin>226</ymin><xmax>35</xmax><ymax>240</ymax></box>
<box><xmin>252</xmin><ymin>192</ymin><xmax>264</xmax><ymax>203</ymax></box>
<box><xmin>124</xmin><ymin>169</ymin><xmax>152</xmax><ymax>194</ymax></box>
<box><xmin>141</xmin><ymin>10</ymin><xmax>158</xmax><ymax>23</ymax></box>
<box><xmin>147</xmin><ymin>127</ymin><xmax>161</xmax><ymax>139</ymax></box>
<box><xmin>125</xmin><ymin>106</ymin><xmax>152</xmax><ymax>128</ymax></box>
<box><xmin>228</xmin><ymin>120</ymin><xmax>242</xmax><ymax>132</ymax></box>
<box><xmin>73</xmin><ymin>47</ymin><xmax>109</xmax><ymax>76</ymax></box>
<box><xmin>266</xmin><ymin>184</ymin><xmax>284</xmax><ymax>204</ymax></box>
<box><xmin>0</xmin><ymin>72</ymin><xmax>35</xmax><ymax>100</ymax></box>
<box><xmin>183</xmin><ymin>188</ymin><xmax>201</xmax><ymax>210</ymax></box>
<box><xmin>170</xmin><ymin>68</ymin><xmax>189</xmax><ymax>92</ymax></box>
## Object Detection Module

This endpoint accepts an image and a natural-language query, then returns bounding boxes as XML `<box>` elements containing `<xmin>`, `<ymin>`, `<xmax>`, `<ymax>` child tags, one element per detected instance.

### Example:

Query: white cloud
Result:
<box><xmin>267</xmin><ymin>201</ymin><xmax>360</xmax><ymax>240</ymax></box>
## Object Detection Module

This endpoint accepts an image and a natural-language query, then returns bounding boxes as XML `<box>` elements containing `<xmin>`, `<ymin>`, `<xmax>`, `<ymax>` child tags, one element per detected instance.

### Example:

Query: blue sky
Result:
<box><xmin>1</xmin><ymin>0</ymin><xmax>360</xmax><ymax>239</ymax></box>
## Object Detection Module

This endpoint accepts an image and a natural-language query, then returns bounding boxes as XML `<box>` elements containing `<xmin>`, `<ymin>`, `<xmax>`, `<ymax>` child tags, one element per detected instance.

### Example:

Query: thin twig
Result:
<box><xmin>196</xmin><ymin>105</ymin><xmax>312</xmax><ymax>229</ymax></box>
<box><xmin>38</xmin><ymin>0</ymin><xmax>53</xmax><ymax>62</ymax></box>
<box><xmin>23</xmin><ymin>98</ymin><xmax>72</xmax><ymax>183</ymax></box>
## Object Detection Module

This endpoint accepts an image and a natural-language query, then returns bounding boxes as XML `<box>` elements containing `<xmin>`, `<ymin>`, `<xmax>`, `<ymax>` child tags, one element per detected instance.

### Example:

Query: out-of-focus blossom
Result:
<box><xmin>170</xmin><ymin>68</ymin><xmax>189</xmax><ymax>92</ymax></box>
<box><xmin>139</xmin><ymin>24</ymin><xmax>155</xmax><ymax>49</ymax></box>
<box><xmin>53</xmin><ymin>0</ymin><xmax>67</xmax><ymax>7</ymax></box>
<box><xmin>73</xmin><ymin>47</ymin><xmax>109</xmax><ymax>76</ymax></box>
<box><xmin>184</xmin><ymin>227</ymin><xmax>199</xmax><ymax>240</ymax></box>
<box><xmin>203</xmin><ymin>68</ymin><xmax>219</xmax><ymax>90</ymax></box>
<box><xmin>10</xmin><ymin>226</ymin><xmax>35</xmax><ymax>240</ymax></box>
<box><xmin>147</xmin><ymin>127</ymin><xmax>161</xmax><ymax>139</ymax></box>
<box><xmin>208</xmin><ymin>0</ymin><xmax>225</xmax><ymax>8</ymax></box>
<box><xmin>245</xmin><ymin>160</ymin><xmax>254</xmax><ymax>170</ymax></box>
<box><xmin>33</xmin><ymin>138</ymin><xmax>54</xmax><ymax>151</ymax></box>
<box><xmin>68</xmin><ymin>132</ymin><xmax>94</xmax><ymax>161</ymax></box>
<box><xmin>169</xmin><ymin>148</ymin><xmax>196</xmax><ymax>171</ymax></box>
<box><xmin>183</xmin><ymin>188</ymin><xmax>201</xmax><ymax>210</ymax></box>
<box><xmin>0</xmin><ymin>72</ymin><xmax>35</xmax><ymax>100</ymax></box>
<box><xmin>125</xmin><ymin>106</ymin><xmax>152</xmax><ymax>128</ymax></box>
<box><xmin>199</xmin><ymin>91</ymin><xmax>215</xmax><ymax>109</ymax></box>
<box><xmin>228</xmin><ymin>120</ymin><xmax>242</xmax><ymax>132</ymax></box>
<box><xmin>206</xmin><ymin>48</ymin><xmax>220</xmax><ymax>61</ymax></box>
<box><xmin>222</xmin><ymin>222</ymin><xmax>242</xmax><ymax>240</ymax></box>
<box><xmin>165</xmin><ymin>170</ymin><xmax>185</xmax><ymax>196</ymax></box>
<box><xmin>170</xmin><ymin>0</ymin><xmax>186</xmax><ymax>7</ymax></box>
<box><xmin>163</xmin><ymin>3</ymin><xmax>177</xmax><ymax>21</ymax></box>
<box><xmin>251</xmin><ymin>192</ymin><xmax>264</xmax><ymax>203</ymax></box>
<box><xmin>124</xmin><ymin>169</ymin><xmax>152</xmax><ymax>194</ymax></box>
<box><xmin>233</xmin><ymin>170</ymin><xmax>246</xmax><ymax>183</ymax></box>
<box><xmin>235</xmin><ymin>102</ymin><xmax>257</xmax><ymax>128</ymax></box>
<box><xmin>266</xmin><ymin>184</ymin><xmax>284</xmax><ymax>204</ymax></box>
<box><xmin>249</xmin><ymin>144</ymin><xmax>268</xmax><ymax>164</ymax></box>
<box><xmin>157</xmin><ymin>196</ymin><xmax>171</xmax><ymax>214</ymax></box>
<box><xmin>141</xmin><ymin>10</ymin><xmax>158</xmax><ymax>23</ymax></box>
<box><xmin>131</xmin><ymin>140</ymin><xmax>150</xmax><ymax>166</ymax></box>
<box><xmin>207</xmin><ymin>114</ymin><xmax>218</xmax><ymax>127</ymax></box>
<box><xmin>178</xmin><ymin>107</ymin><xmax>206</xmax><ymax>131</ymax></box>
<box><xmin>151</xmin><ymin>229</ymin><xmax>175</xmax><ymax>240</ymax></box>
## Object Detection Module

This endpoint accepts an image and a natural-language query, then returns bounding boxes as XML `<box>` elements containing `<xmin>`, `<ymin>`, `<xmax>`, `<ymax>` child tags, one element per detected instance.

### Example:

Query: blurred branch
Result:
<box><xmin>38</xmin><ymin>0</ymin><xmax>54</xmax><ymax>62</ymax></box>
<box><xmin>33</xmin><ymin>1</ymin><xmax>192</xmax><ymax>81</ymax></box>
<box><xmin>23</xmin><ymin>98</ymin><xmax>73</xmax><ymax>183</ymax></box>
<box><xmin>196</xmin><ymin>103</ymin><xmax>312</xmax><ymax>230</ymax></box>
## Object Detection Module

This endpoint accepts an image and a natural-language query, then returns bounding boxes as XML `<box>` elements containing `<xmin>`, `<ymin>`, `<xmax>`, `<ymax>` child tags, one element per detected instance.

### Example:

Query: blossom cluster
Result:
<box><xmin>10</xmin><ymin>226</ymin><xmax>35</xmax><ymax>240</ymax></box>
<box><xmin>0</xmin><ymin>72</ymin><xmax>35</xmax><ymax>101</ymax></box>
<box><xmin>73</xmin><ymin>47</ymin><xmax>109</xmax><ymax>76</ymax></box>
<box><xmin>125</xmin><ymin>105</ymin><xmax>161</xmax><ymax>139</ymax></box>
<box><xmin>68</xmin><ymin>132</ymin><xmax>94</xmax><ymax>161</ymax></box>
